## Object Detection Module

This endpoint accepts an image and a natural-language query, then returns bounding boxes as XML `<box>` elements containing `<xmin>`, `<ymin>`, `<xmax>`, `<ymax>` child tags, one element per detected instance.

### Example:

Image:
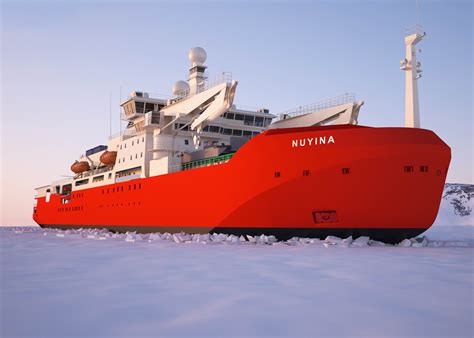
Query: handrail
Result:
<box><xmin>275</xmin><ymin>93</ymin><xmax>356</xmax><ymax>121</ymax></box>
<box><xmin>172</xmin><ymin>72</ymin><xmax>233</xmax><ymax>102</ymax></box>
<box><xmin>170</xmin><ymin>153</ymin><xmax>234</xmax><ymax>173</ymax></box>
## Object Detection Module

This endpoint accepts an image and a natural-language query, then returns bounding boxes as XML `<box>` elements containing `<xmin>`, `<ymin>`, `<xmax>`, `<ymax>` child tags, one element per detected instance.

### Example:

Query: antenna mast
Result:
<box><xmin>109</xmin><ymin>92</ymin><xmax>112</xmax><ymax>138</ymax></box>
<box><xmin>400</xmin><ymin>25</ymin><xmax>425</xmax><ymax>128</ymax></box>
<box><xmin>119</xmin><ymin>86</ymin><xmax>122</xmax><ymax>134</ymax></box>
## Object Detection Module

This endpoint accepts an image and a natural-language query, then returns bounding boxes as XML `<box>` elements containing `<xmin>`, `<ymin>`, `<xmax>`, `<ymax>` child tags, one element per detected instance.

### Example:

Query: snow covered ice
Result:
<box><xmin>1</xmin><ymin>225</ymin><xmax>473</xmax><ymax>337</ymax></box>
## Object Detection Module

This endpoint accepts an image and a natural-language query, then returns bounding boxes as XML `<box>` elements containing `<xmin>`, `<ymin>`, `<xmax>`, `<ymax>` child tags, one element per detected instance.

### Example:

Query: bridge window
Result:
<box><xmin>145</xmin><ymin>103</ymin><xmax>154</xmax><ymax>113</ymax></box>
<box><xmin>210</xmin><ymin>125</ymin><xmax>220</xmax><ymax>133</ymax></box>
<box><xmin>244</xmin><ymin>115</ymin><xmax>254</xmax><ymax>126</ymax></box>
<box><xmin>404</xmin><ymin>166</ymin><xmax>414</xmax><ymax>173</ymax></box>
<box><xmin>420</xmin><ymin>165</ymin><xmax>429</xmax><ymax>173</ymax></box>
<box><xmin>75</xmin><ymin>179</ymin><xmax>89</xmax><ymax>186</ymax></box>
<box><xmin>135</xmin><ymin>102</ymin><xmax>144</xmax><ymax>114</ymax></box>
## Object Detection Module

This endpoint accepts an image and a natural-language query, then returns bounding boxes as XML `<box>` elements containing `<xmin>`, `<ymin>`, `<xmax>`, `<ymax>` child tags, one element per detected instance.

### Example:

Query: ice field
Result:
<box><xmin>1</xmin><ymin>224</ymin><xmax>473</xmax><ymax>338</ymax></box>
<box><xmin>2</xmin><ymin>184</ymin><xmax>473</xmax><ymax>337</ymax></box>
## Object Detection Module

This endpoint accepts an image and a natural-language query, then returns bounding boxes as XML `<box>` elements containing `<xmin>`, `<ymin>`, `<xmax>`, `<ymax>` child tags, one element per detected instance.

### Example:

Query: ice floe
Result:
<box><xmin>4</xmin><ymin>226</ymin><xmax>473</xmax><ymax>248</ymax></box>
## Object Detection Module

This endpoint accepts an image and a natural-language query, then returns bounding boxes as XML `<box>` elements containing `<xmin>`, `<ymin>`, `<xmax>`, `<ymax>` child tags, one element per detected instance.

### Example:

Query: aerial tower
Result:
<box><xmin>188</xmin><ymin>47</ymin><xmax>208</xmax><ymax>95</ymax></box>
<box><xmin>400</xmin><ymin>26</ymin><xmax>425</xmax><ymax>128</ymax></box>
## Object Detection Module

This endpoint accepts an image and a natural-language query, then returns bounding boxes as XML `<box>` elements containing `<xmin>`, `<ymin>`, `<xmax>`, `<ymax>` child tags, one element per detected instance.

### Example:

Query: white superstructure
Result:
<box><xmin>45</xmin><ymin>47</ymin><xmax>274</xmax><ymax>197</ymax></box>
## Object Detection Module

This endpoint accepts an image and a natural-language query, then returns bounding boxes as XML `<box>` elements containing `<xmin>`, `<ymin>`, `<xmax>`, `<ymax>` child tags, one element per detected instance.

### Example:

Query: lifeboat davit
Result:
<box><xmin>100</xmin><ymin>151</ymin><xmax>117</xmax><ymax>165</ymax></box>
<box><xmin>70</xmin><ymin>161</ymin><xmax>90</xmax><ymax>174</ymax></box>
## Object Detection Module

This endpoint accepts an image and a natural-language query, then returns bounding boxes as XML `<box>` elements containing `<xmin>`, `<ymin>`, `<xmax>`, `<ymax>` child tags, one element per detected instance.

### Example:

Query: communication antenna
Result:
<box><xmin>400</xmin><ymin>3</ymin><xmax>425</xmax><ymax>128</ymax></box>
<box><xmin>109</xmin><ymin>92</ymin><xmax>112</xmax><ymax>138</ymax></box>
<box><xmin>416</xmin><ymin>0</ymin><xmax>421</xmax><ymax>26</ymax></box>
<box><xmin>119</xmin><ymin>86</ymin><xmax>122</xmax><ymax>134</ymax></box>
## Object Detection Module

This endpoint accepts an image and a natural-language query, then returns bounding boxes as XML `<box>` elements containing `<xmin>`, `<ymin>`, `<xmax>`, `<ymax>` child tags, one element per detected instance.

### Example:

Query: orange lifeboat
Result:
<box><xmin>70</xmin><ymin>161</ymin><xmax>90</xmax><ymax>174</ymax></box>
<box><xmin>100</xmin><ymin>151</ymin><xmax>117</xmax><ymax>165</ymax></box>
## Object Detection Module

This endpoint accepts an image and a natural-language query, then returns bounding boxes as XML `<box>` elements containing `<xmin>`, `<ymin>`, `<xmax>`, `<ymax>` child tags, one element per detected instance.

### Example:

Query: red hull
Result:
<box><xmin>33</xmin><ymin>125</ymin><xmax>451</xmax><ymax>243</ymax></box>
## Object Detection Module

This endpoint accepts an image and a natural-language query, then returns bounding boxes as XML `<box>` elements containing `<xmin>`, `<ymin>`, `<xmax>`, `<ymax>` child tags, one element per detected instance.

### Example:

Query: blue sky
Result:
<box><xmin>1</xmin><ymin>0</ymin><xmax>472</xmax><ymax>225</ymax></box>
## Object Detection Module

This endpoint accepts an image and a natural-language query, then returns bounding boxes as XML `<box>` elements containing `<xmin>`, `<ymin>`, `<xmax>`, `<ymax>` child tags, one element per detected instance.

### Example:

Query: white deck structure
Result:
<box><xmin>36</xmin><ymin>48</ymin><xmax>275</xmax><ymax>199</ymax></box>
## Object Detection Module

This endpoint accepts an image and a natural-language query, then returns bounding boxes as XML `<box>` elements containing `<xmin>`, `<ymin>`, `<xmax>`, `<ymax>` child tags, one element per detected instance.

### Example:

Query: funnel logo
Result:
<box><xmin>291</xmin><ymin>135</ymin><xmax>335</xmax><ymax>148</ymax></box>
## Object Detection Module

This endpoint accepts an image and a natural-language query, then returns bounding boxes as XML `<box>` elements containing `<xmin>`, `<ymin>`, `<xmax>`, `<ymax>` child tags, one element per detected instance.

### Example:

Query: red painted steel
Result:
<box><xmin>33</xmin><ymin>125</ymin><xmax>451</xmax><ymax>233</ymax></box>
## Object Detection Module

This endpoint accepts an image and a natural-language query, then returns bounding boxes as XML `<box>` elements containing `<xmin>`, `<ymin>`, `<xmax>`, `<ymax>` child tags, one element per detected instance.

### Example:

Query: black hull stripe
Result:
<box><xmin>39</xmin><ymin>224</ymin><xmax>428</xmax><ymax>244</ymax></box>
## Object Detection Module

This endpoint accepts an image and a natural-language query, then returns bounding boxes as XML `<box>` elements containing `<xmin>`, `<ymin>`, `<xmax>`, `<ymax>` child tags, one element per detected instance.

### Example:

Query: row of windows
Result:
<box><xmin>274</xmin><ymin>166</ymin><xmax>440</xmax><ymax>177</ymax></box>
<box><xmin>274</xmin><ymin>170</ymin><xmax>311</xmax><ymax>178</ymax></box>
<box><xmin>99</xmin><ymin>201</ymin><xmax>141</xmax><ymax>208</ymax></box>
<box><xmin>174</xmin><ymin>123</ymin><xmax>260</xmax><ymax>138</ymax></box>
<box><xmin>72</xmin><ymin>192</ymin><xmax>84</xmax><ymax>198</ymax></box>
<box><xmin>118</xmin><ymin>136</ymin><xmax>145</xmax><ymax>150</ymax></box>
<box><xmin>273</xmin><ymin>166</ymin><xmax>438</xmax><ymax>176</ymax></box>
<box><xmin>75</xmin><ymin>173</ymin><xmax>112</xmax><ymax>186</ymax></box>
<box><xmin>75</xmin><ymin>179</ymin><xmax>89</xmax><ymax>186</ymax></box>
<box><xmin>404</xmin><ymin>165</ymin><xmax>429</xmax><ymax>173</ymax></box>
<box><xmin>222</xmin><ymin>112</ymin><xmax>273</xmax><ymax>127</ymax></box>
<box><xmin>273</xmin><ymin>168</ymin><xmax>347</xmax><ymax>178</ymax></box>
<box><xmin>101</xmin><ymin>183</ymin><xmax>142</xmax><ymax>194</ymax></box>
<box><xmin>124</xmin><ymin>101</ymin><xmax>164</xmax><ymax>116</ymax></box>
<box><xmin>118</xmin><ymin>153</ymin><xmax>143</xmax><ymax>163</ymax></box>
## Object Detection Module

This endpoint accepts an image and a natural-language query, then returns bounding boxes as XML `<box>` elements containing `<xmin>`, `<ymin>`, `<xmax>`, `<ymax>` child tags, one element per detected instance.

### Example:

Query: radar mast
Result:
<box><xmin>400</xmin><ymin>26</ymin><xmax>425</xmax><ymax>128</ymax></box>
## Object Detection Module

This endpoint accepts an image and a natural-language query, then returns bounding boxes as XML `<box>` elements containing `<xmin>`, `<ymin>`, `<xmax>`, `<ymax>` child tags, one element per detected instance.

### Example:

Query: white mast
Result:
<box><xmin>400</xmin><ymin>26</ymin><xmax>425</xmax><ymax>128</ymax></box>
<box><xmin>188</xmin><ymin>47</ymin><xmax>208</xmax><ymax>95</ymax></box>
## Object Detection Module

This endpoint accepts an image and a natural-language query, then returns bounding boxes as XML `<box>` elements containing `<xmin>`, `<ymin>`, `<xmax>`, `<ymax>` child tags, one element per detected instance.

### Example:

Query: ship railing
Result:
<box><xmin>230</xmin><ymin>104</ymin><xmax>270</xmax><ymax>114</ymax></box>
<box><xmin>169</xmin><ymin>153</ymin><xmax>234</xmax><ymax>173</ymax></box>
<box><xmin>126</xmin><ymin>92</ymin><xmax>172</xmax><ymax>101</ymax></box>
<box><xmin>203</xmin><ymin>72</ymin><xmax>233</xmax><ymax>92</ymax></box>
<box><xmin>274</xmin><ymin>93</ymin><xmax>356</xmax><ymax>121</ymax></box>
<box><xmin>108</xmin><ymin>126</ymin><xmax>143</xmax><ymax>140</ymax></box>
<box><xmin>77</xmin><ymin>165</ymin><xmax>113</xmax><ymax>179</ymax></box>
<box><xmin>171</xmin><ymin>72</ymin><xmax>233</xmax><ymax>103</ymax></box>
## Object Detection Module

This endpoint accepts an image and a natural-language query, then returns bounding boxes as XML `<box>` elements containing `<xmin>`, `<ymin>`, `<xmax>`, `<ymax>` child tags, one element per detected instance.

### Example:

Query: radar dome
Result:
<box><xmin>172</xmin><ymin>80</ymin><xmax>190</xmax><ymax>95</ymax></box>
<box><xmin>188</xmin><ymin>47</ymin><xmax>207</xmax><ymax>65</ymax></box>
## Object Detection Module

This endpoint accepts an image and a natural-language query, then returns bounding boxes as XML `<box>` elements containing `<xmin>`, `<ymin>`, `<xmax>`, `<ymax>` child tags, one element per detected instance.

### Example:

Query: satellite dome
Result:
<box><xmin>188</xmin><ymin>47</ymin><xmax>207</xmax><ymax>65</ymax></box>
<box><xmin>172</xmin><ymin>80</ymin><xmax>190</xmax><ymax>95</ymax></box>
